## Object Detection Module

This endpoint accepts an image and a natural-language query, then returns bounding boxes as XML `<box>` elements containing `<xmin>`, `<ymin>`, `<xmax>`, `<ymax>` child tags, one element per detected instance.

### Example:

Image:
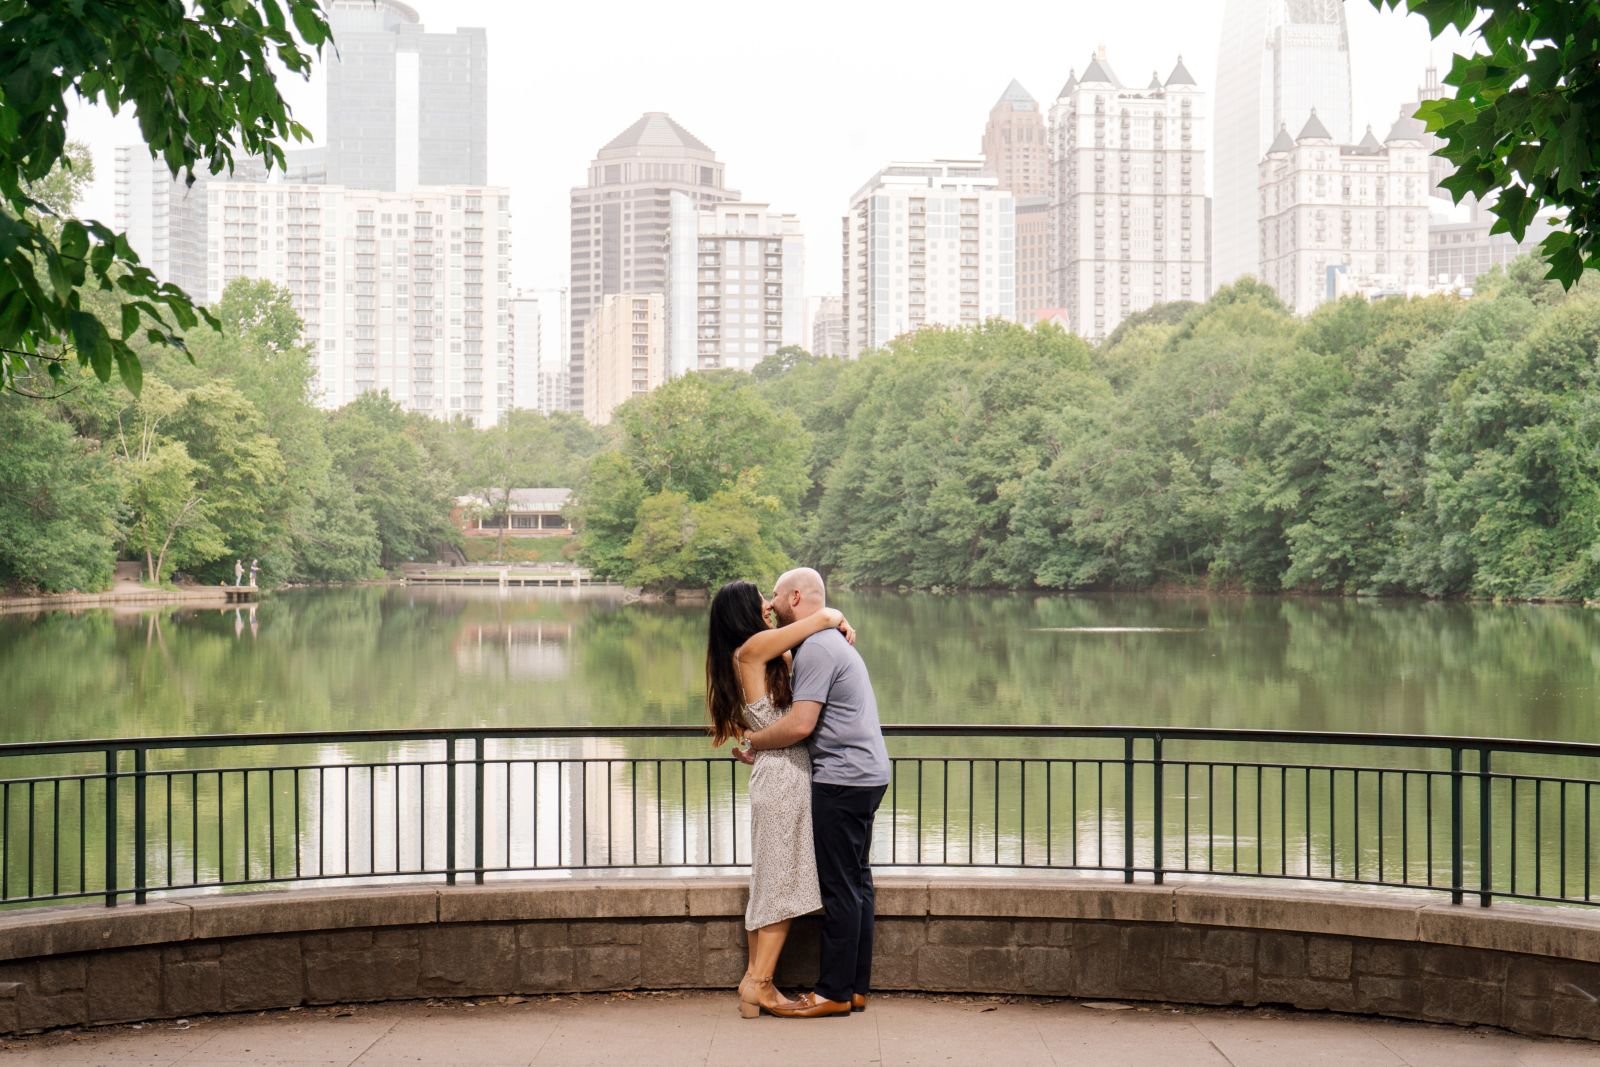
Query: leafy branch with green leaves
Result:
<box><xmin>0</xmin><ymin>0</ymin><xmax>331</xmax><ymax>395</ymax></box>
<box><xmin>1374</xmin><ymin>1</ymin><xmax>1600</xmax><ymax>285</ymax></box>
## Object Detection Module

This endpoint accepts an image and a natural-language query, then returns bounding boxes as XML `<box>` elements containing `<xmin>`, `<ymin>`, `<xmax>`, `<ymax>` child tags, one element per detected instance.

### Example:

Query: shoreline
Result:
<box><xmin>0</xmin><ymin>585</ymin><xmax>248</xmax><ymax>614</ymax></box>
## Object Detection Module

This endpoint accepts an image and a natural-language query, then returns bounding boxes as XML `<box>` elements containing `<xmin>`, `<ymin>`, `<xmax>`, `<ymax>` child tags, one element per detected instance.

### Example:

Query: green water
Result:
<box><xmin>0</xmin><ymin>588</ymin><xmax>1596</xmax><ymax>905</ymax></box>
<box><xmin>4</xmin><ymin>586</ymin><xmax>1597</xmax><ymax>742</ymax></box>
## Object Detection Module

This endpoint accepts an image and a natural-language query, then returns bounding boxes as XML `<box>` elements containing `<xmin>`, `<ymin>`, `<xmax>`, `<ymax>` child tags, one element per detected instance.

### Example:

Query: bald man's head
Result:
<box><xmin>771</xmin><ymin>567</ymin><xmax>826</xmax><ymax>624</ymax></box>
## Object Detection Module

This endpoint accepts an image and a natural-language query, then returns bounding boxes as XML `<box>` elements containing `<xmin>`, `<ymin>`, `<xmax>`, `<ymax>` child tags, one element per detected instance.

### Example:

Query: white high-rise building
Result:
<box><xmin>510</xmin><ymin>289</ymin><xmax>569</xmax><ymax>414</ymax></box>
<box><xmin>114</xmin><ymin>148</ymin><xmax>266</xmax><ymax>297</ymax></box>
<box><xmin>811</xmin><ymin>296</ymin><xmax>846</xmax><ymax>357</ymax></box>
<box><xmin>1258</xmin><ymin>113</ymin><xmax>1430</xmax><ymax>315</ymax></box>
<box><xmin>1049</xmin><ymin>51</ymin><xmax>1207</xmax><ymax>340</ymax></box>
<box><xmin>665</xmin><ymin>195</ymin><xmax>805</xmax><ymax>377</ymax></box>
<box><xmin>583</xmin><ymin>293</ymin><xmax>663</xmax><ymax>426</ymax></box>
<box><xmin>1213</xmin><ymin>0</ymin><xmax>1353</xmax><ymax>288</ymax></box>
<box><xmin>842</xmin><ymin>160</ymin><xmax>1015</xmax><ymax>358</ymax></box>
<box><xmin>203</xmin><ymin>180</ymin><xmax>513</xmax><ymax>425</ymax></box>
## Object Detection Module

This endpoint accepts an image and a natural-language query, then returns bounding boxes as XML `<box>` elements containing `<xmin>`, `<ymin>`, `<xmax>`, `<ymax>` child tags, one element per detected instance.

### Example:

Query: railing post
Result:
<box><xmin>473</xmin><ymin>736</ymin><xmax>485</xmax><ymax>885</ymax></box>
<box><xmin>1123</xmin><ymin>735</ymin><xmax>1135</xmax><ymax>884</ymax></box>
<box><xmin>133</xmin><ymin>748</ymin><xmax>147</xmax><ymax>905</ymax></box>
<box><xmin>1152</xmin><ymin>735</ymin><xmax>1165</xmax><ymax>886</ymax></box>
<box><xmin>1450</xmin><ymin>745</ymin><xmax>1464</xmax><ymax>905</ymax></box>
<box><xmin>1479</xmin><ymin>747</ymin><xmax>1492</xmax><ymax>907</ymax></box>
<box><xmin>103</xmin><ymin>748</ymin><xmax>118</xmax><ymax>907</ymax></box>
<box><xmin>445</xmin><ymin>737</ymin><xmax>458</xmax><ymax>886</ymax></box>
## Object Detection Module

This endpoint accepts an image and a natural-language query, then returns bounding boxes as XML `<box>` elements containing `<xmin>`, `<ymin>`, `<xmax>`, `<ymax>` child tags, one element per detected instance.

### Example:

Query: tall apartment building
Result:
<box><xmin>665</xmin><ymin>196</ymin><xmax>805</xmax><ymax>377</ymax></box>
<box><xmin>509</xmin><ymin>289</ymin><xmax>569</xmax><ymax>414</ymax></box>
<box><xmin>1429</xmin><ymin>209</ymin><xmax>1558</xmax><ymax>291</ymax></box>
<box><xmin>842</xmin><ymin>161</ymin><xmax>1015</xmax><ymax>358</ymax></box>
<box><xmin>982</xmin><ymin>80</ymin><xmax>1049</xmax><ymax>198</ymax></box>
<box><xmin>811</xmin><ymin>296</ymin><xmax>846</xmax><ymax>357</ymax></box>
<box><xmin>583</xmin><ymin>293</ymin><xmax>663</xmax><ymax>426</ymax></box>
<box><xmin>1049</xmin><ymin>51</ymin><xmax>1207</xmax><ymax>340</ymax></box>
<box><xmin>1014</xmin><ymin>195</ymin><xmax>1052</xmax><ymax>321</ymax></box>
<box><xmin>203</xmin><ymin>180</ymin><xmax>513</xmax><ymax>425</ymax></box>
<box><xmin>323</xmin><ymin>0</ymin><xmax>488</xmax><ymax>191</ymax></box>
<box><xmin>569</xmin><ymin>114</ymin><xmax>736</xmax><ymax>411</ymax></box>
<box><xmin>1214</xmin><ymin>0</ymin><xmax>1353</xmax><ymax>288</ymax></box>
<box><xmin>114</xmin><ymin>149</ymin><xmax>267</xmax><ymax>297</ymax></box>
<box><xmin>1258</xmin><ymin>114</ymin><xmax>1430</xmax><ymax>315</ymax></box>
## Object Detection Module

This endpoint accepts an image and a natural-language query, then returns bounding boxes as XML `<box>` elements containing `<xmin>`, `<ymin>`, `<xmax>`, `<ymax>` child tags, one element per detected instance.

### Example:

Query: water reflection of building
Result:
<box><xmin>453</xmin><ymin>621</ymin><xmax>574</xmax><ymax>678</ymax></box>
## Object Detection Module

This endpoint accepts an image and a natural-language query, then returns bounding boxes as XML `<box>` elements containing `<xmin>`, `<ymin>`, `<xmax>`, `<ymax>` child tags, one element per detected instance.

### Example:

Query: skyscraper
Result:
<box><xmin>1050</xmin><ymin>51</ymin><xmax>1207</xmax><ymax>340</ymax></box>
<box><xmin>811</xmin><ymin>296</ymin><xmax>846</xmax><ymax>357</ymax></box>
<box><xmin>665</xmin><ymin>196</ymin><xmax>805</xmax><ymax>377</ymax></box>
<box><xmin>583</xmin><ymin>293</ymin><xmax>664</xmax><ymax>426</ymax></box>
<box><xmin>982</xmin><ymin>80</ymin><xmax>1049</xmax><ymax>198</ymax></box>
<box><xmin>323</xmin><ymin>0</ymin><xmax>488</xmax><ymax>191</ymax></box>
<box><xmin>569</xmin><ymin>114</ymin><xmax>736</xmax><ymax>412</ymax></box>
<box><xmin>1213</xmin><ymin>0</ymin><xmax>1352</xmax><ymax>287</ymax></box>
<box><xmin>842</xmin><ymin>160</ymin><xmax>1015</xmax><ymax>358</ymax></box>
<box><xmin>510</xmin><ymin>289</ymin><xmax>570</xmax><ymax>414</ymax></box>
<box><xmin>114</xmin><ymin>149</ymin><xmax>266</xmax><ymax>298</ymax></box>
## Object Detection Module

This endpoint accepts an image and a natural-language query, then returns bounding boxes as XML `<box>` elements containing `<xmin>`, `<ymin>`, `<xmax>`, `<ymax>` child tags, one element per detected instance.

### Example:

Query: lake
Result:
<box><xmin>0</xmin><ymin>588</ymin><xmax>1595</xmax><ymax>905</ymax></box>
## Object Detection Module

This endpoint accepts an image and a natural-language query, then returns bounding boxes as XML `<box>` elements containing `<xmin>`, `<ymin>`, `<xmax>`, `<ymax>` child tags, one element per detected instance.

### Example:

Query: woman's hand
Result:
<box><xmin>839</xmin><ymin>617</ymin><xmax>856</xmax><ymax>645</ymax></box>
<box><xmin>818</xmin><ymin>607</ymin><xmax>856</xmax><ymax>645</ymax></box>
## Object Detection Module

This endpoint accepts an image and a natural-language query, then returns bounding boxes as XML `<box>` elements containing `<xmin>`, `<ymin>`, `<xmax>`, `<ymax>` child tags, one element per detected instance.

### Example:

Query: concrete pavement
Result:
<box><xmin>0</xmin><ymin>991</ymin><xmax>1592</xmax><ymax>1066</ymax></box>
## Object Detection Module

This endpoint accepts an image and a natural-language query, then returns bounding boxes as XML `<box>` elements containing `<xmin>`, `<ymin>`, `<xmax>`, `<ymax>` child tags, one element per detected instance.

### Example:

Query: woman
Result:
<box><xmin>706</xmin><ymin>579</ymin><xmax>852</xmax><ymax>1019</ymax></box>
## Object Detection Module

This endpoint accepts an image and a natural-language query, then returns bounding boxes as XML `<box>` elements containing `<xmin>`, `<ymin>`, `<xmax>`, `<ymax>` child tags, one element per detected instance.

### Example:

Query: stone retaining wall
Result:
<box><xmin>0</xmin><ymin>878</ymin><xmax>1597</xmax><ymax>1041</ymax></box>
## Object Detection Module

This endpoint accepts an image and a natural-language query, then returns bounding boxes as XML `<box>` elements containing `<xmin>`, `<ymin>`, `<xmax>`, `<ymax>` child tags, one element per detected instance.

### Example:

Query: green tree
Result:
<box><xmin>1372</xmin><ymin>1</ymin><xmax>1600</xmax><ymax>285</ymax></box>
<box><xmin>0</xmin><ymin>392</ymin><xmax>119</xmax><ymax>591</ymax></box>
<box><xmin>0</xmin><ymin>0</ymin><xmax>331</xmax><ymax>394</ymax></box>
<box><xmin>459</xmin><ymin>409</ymin><xmax>605</xmax><ymax>557</ymax></box>
<box><xmin>114</xmin><ymin>381</ymin><xmax>224</xmax><ymax>582</ymax></box>
<box><xmin>325</xmin><ymin>392</ymin><xmax>457</xmax><ymax>566</ymax></box>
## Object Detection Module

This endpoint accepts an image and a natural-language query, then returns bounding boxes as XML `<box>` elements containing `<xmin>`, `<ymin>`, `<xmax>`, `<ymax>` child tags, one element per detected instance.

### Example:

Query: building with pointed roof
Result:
<box><xmin>1258</xmin><ymin>113</ymin><xmax>1429</xmax><ymax>314</ymax></box>
<box><xmin>567</xmin><ymin>113</ymin><xmax>737</xmax><ymax>412</ymax></box>
<box><xmin>1213</xmin><ymin>0</ymin><xmax>1354</xmax><ymax>289</ymax></box>
<box><xmin>1048</xmin><ymin>49</ymin><xmax>1208</xmax><ymax>339</ymax></box>
<box><xmin>981</xmin><ymin>79</ymin><xmax>1048</xmax><ymax>198</ymax></box>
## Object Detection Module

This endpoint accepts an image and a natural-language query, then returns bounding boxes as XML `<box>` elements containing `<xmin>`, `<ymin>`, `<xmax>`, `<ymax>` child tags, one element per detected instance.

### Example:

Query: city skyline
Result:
<box><xmin>67</xmin><ymin>0</ymin><xmax>1455</xmax><ymax>303</ymax></box>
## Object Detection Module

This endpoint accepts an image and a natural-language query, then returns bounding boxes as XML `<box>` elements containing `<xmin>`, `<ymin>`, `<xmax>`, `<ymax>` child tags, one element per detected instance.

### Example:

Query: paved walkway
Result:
<box><xmin>0</xmin><ymin>992</ymin><xmax>1592</xmax><ymax>1066</ymax></box>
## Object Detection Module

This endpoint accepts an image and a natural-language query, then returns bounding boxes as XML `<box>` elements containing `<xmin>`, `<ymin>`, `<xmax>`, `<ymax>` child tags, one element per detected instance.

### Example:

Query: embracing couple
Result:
<box><xmin>705</xmin><ymin>567</ymin><xmax>889</xmax><ymax>1020</ymax></box>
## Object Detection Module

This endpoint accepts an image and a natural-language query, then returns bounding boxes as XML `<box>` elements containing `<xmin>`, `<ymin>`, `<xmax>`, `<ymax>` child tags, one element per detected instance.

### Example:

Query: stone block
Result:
<box><xmin>516</xmin><ymin>922</ymin><xmax>569</xmax><ymax>949</ymax></box>
<box><xmin>163</xmin><ymin>959</ymin><xmax>223</xmax><ymax>1016</ymax></box>
<box><xmin>928</xmin><ymin>919</ymin><xmax>1012</xmax><ymax>947</ymax></box>
<box><xmin>1503</xmin><ymin>993</ymin><xmax>1553</xmax><ymax>1037</ymax></box>
<box><xmin>86</xmin><ymin>948</ymin><xmax>162</xmax><ymax>1024</ymax></box>
<box><xmin>968</xmin><ymin>947</ymin><xmax>1020</xmax><ymax>991</ymax></box>
<box><xmin>1307</xmin><ymin>937</ymin><xmax>1353</xmax><ymax>980</ymax></box>
<box><xmin>1419</xmin><ymin>901</ymin><xmax>1600</xmax><ymax>964</ymax></box>
<box><xmin>419</xmin><ymin>925</ymin><xmax>515</xmax><ymax>994</ymax></box>
<box><xmin>516</xmin><ymin>947</ymin><xmax>574</xmax><ymax>992</ymax></box>
<box><xmin>682</xmin><ymin>878</ymin><xmax>747</xmax><ymax>918</ymax></box>
<box><xmin>929</xmin><ymin>880</ymin><xmax>1172</xmax><ymax>924</ymax></box>
<box><xmin>300</xmin><ymin>929</ymin><xmax>374</xmax><ymax>953</ymax></box>
<box><xmin>440</xmin><ymin>881</ymin><xmax>685</xmax><ymax>923</ymax></box>
<box><xmin>1116</xmin><ymin>926</ymin><xmax>1166</xmax><ymax>993</ymax></box>
<box><xmin>220</xmin><ymin>937</ymin><xmax>303</xmax><ymax>1012</ymax></box>
<box><xmin>1257</xmin><ymin>932</ymin><xmax>1308</xmax><ymax>977</ymax></box>
<box><xmin>1423</xmin><ymin>944</ymin><xmax>1505</xmax><ymax>982</ymax></box>
<box><xmin>1421</xmin><ymin>974</ymin><xmax>1503</xmax><ymax>1027</ymax></box>
<box><xmin>1355</xmin><ymin>974</ymin><xmax>1423</xmax><ymax>1015</ymax></box>
<box><xmin>569</xmin><ymin>921</ymin><xmax>642</xmax><ymax>946</ymax></box>
<box><xmin>640</xmin><ymin>923</ymin><xmax>701</xmax><ymax>987</ymax></box>
<box><xmin>14</xmin><ymin>988</ymin><xmax>86</xmax><ymax>1032</ymax></box>
<box><xmin>1020</xmin><ymin>945</ymin><xmax>1073</xmax><ymax>995</ymax></box>
<box><xmin>185</xmin><ymin>886</ymin><xmax>436</xmax><ymax>940</ymax></box>
<box><xmin>1164</xmin><ymin>959</ymin><xmax>1238</xmax><ymax>1005</ymax></box>
<box><xmin>1071</xmin><ymin>923</ymin><xmax>1126</xmax><ymax>998</ymax></box>
<box><xmin>160</xmin><ymin>942</ymin><xmax>220</xmax><ymax>964</ymax></box>
<box><xmin>1354</xmin><ymin>940</ymin><xmax>1418</xmax><ymax>978</ymax></box>
<box><xmin>34</xmin><ymin>956</ymin><xmax>85</xmax><ymax>995</ymax></box>
<box><xmin>916</xmin><ymin>945</ymin><xmax>970</xmax><ymax>990</ymax></box>
<box><xmin>1012</xmin><ymin>920</ymin><xmax>1071</xmax><ymax>947</ymax></box>
<box><xmin>874</xmin><ymin>879</ymin><xmax>929</xmax><ymax>917</ymax></box>
<box><xmin>703</xmin><ymin>948</ymin><xmax>747</xmax><ymax>986</ymax></box>
<box><xmin>0</xmin><ymin>902</ymin><xmax>192</xmax><ymax>962</ymax></box>
<box><xmin>1174</xmin><ymin>885</ymin><xmax>1421</xmax><ymax>943</ymax></box>
<box><xmin>874</xmin><ymin>918</ymin><xmax>927</xmax><ymax>956</ymax></box>
<box><xmin>699</xmin><ymin>920</ymin><xmax>745</xmax><ymax>951</ymax></box>
<box><xmin>1548</xmin><ymin>991</ymin><xmax>1600</xmax><ymax>1041</ymax></box>
<box><xmin>1256</xmin><ymin>975</ymin><xmax>1356</xmax><ymax>1012</ymax></box>
<box><xmin>573</xmin><ymin>944</ymin><xmax>640</xmax><ymax>989</ymax></box>
<box><xmin>873</xmin><ymin>953</ymin><xmax>917</xmax><ymax>990</ymax></box>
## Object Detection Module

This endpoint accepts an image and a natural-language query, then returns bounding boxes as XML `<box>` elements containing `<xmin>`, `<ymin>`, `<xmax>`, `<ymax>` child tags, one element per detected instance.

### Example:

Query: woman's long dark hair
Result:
<box><xmin>706</xmin><ymin>580</ymin><xmax>793</xmax><ymax>746</ymax></box>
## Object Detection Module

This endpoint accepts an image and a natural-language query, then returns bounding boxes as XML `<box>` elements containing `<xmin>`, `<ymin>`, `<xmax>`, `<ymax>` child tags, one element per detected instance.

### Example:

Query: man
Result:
<box><xmin>233</xmin><ymin>559</ymin><xmax>243</xmax><ymax>587</ymax></box>
<box><xmin>737</xmin><ymin>567</ymin><xmax>890</xmax><ymax>1019</ymax></box>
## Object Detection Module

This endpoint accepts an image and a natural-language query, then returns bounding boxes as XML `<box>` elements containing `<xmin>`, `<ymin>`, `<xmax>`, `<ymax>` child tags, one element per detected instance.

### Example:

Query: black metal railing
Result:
<box><xmin>0</xmin><ymin>726</ymin><xmax>1596</xmax><ymax>909</ymax></box>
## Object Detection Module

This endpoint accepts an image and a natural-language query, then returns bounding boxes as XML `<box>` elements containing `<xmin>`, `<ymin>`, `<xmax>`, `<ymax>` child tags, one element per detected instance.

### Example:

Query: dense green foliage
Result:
<box><xmin>573</xmin><ymin>269</ymin><xmax>1600</xmax><ymax>599</ymax></box>
<box><xmin>1373</xmin><ymin>1</ymin><xmax>1600</xmax><ymax>285</ymax></box>
<box><xmin>0</xmin><ymin>0</ymin><xmax>331</xmax><ymax>394</ymax></box>
<box><xmin>0</xmin><ymin>275</ymin><xmax>602</xmax><ymax>593</ymax></box>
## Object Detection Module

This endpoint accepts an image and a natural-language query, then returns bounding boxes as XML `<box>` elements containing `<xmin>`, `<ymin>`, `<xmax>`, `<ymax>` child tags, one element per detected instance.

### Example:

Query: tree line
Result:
<box><xmin>573</xmin><ymin>261</ymin><xmax>1600</xmax><ymax>601</ymax></box>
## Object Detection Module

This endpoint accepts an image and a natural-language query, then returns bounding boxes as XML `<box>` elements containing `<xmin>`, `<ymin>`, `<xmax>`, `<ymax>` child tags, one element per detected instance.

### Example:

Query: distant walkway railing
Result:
<box><xmin>0</xmin><ymin>726</ymin><xmax>1595</xmax><ymax>909</ymax></box>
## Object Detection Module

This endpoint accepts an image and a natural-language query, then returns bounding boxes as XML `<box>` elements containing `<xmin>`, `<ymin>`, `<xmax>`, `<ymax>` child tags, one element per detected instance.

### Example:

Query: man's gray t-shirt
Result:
<box><xmin>791</xmin><ymin>627</ymin><xmax>891</xmax><ymax>787</ymax></box>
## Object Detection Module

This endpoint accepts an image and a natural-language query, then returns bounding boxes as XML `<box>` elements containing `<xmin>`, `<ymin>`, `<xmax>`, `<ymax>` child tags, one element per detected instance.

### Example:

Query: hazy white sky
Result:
<box><xmin>69</xmin><ymin>0</ymin><xmax>1461</xmax><ymax>297</ymax></box>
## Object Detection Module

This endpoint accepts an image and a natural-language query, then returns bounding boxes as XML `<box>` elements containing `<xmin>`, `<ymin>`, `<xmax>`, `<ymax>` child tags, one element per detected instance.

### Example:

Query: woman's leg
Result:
<box><xmin>742</xmin><ymin>927</ymin><xmax>760</xmax><ymax>982</ymax></box>
<box><xmin>749</xmin><ymin>918</ymin><xmax>791</xmax><ymax>984</ymax></box>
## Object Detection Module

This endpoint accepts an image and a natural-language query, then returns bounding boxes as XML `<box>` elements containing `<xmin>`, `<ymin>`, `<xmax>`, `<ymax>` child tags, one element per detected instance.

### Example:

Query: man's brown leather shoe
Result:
<box><xmin>768</xmin><ymin>992</ymin><xmax>851</xmax><ymax>1019</ymax></box>
<box><xmin>851</xmin><ymin>993</ymin><xmax>868</xmax><ymax>1012</ymax></box>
